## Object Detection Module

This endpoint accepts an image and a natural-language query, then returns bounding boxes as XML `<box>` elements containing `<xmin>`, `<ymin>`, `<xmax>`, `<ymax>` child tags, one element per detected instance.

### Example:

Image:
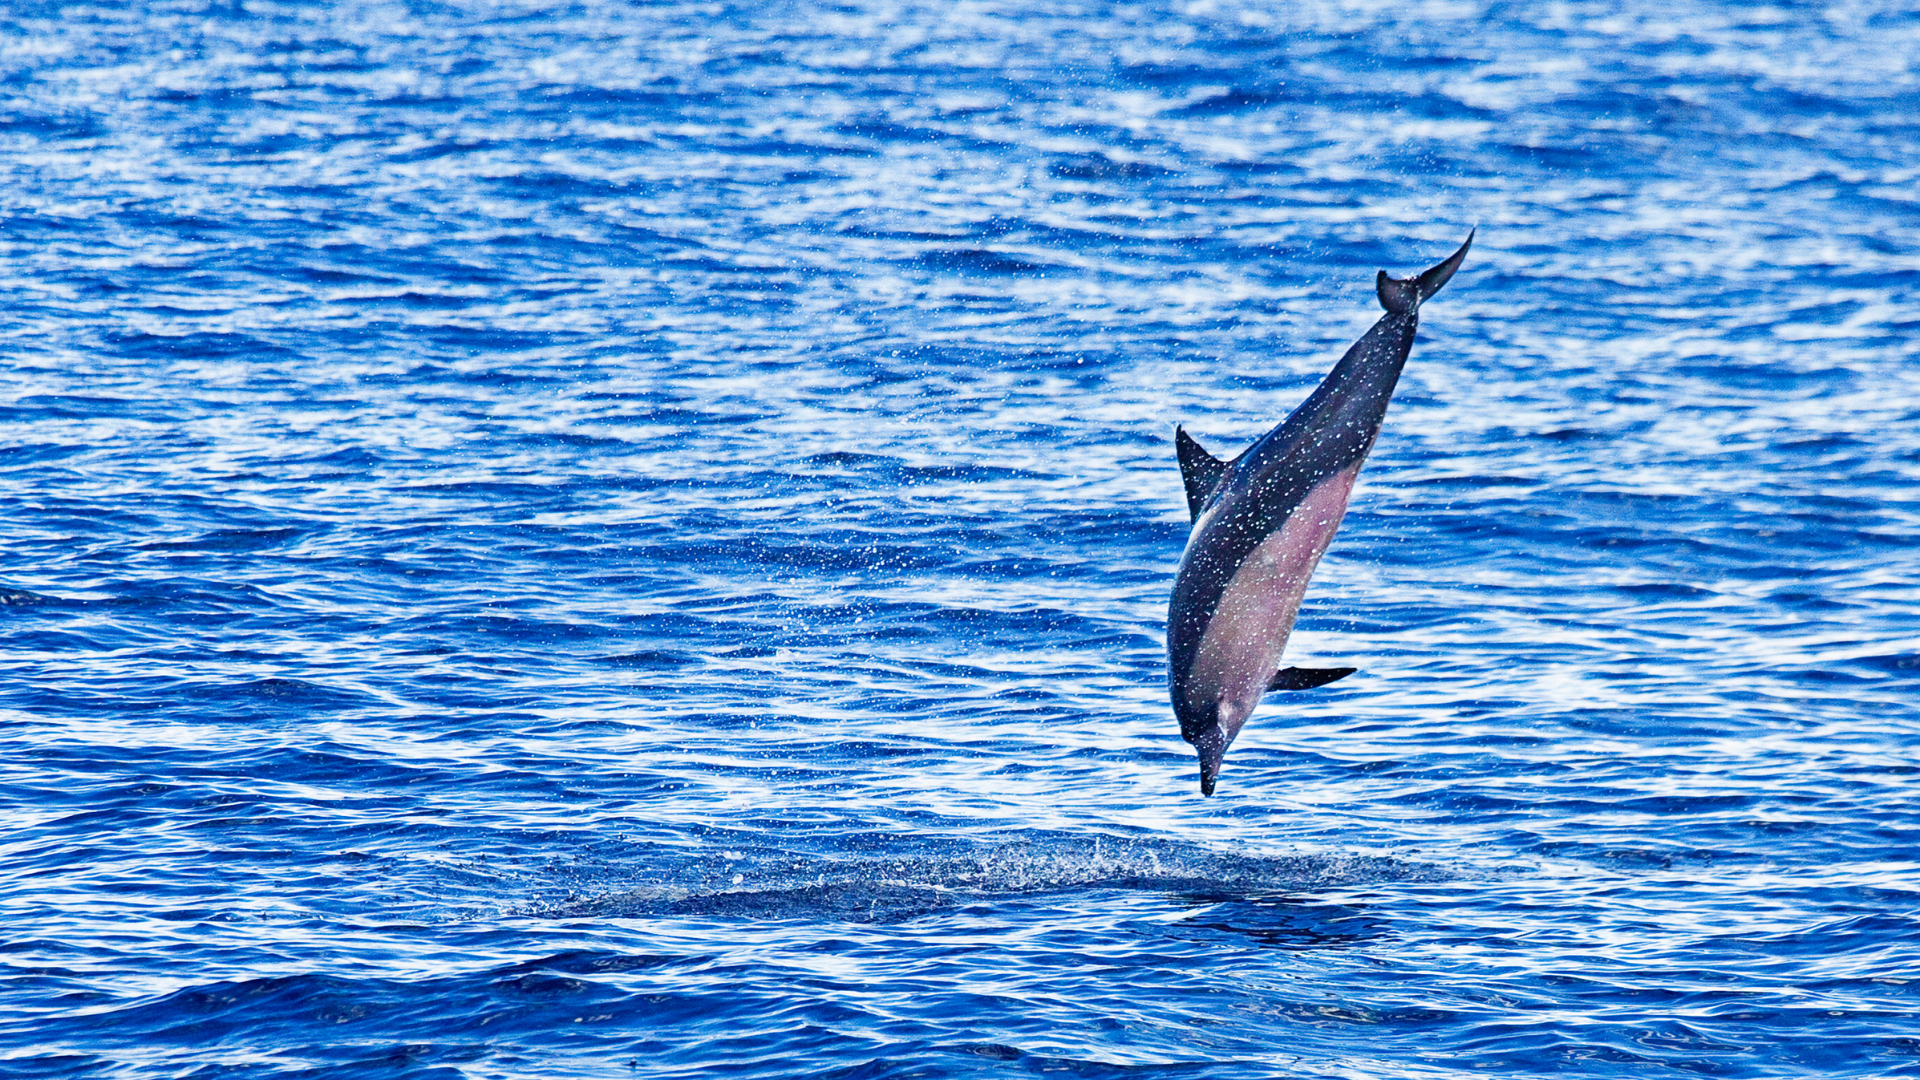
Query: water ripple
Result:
<box><xmin>2</xmin><ymin>0</ymin><xmax>1917</xmax><ymax>1077</ymax></box>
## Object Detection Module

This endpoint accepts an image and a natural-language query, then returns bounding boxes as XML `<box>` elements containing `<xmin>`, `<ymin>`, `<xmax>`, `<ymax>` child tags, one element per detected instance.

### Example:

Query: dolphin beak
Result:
<box><xmin>1194</xmin><ymin>726</ymin><xmax>1225</xmax><ymax>797</ymax></box>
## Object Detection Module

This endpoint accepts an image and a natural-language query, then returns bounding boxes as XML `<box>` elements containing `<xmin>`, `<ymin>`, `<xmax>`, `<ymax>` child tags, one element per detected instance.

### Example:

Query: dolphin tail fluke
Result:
<box><xmin>1375</xmin><ymin>230</ymin><xmax>1474</xmax><ymax>314</ymax></box>
<box><xmin>1175</xmin><ymin>425</ymin><xmax>1229</xmax><ymax>522</ymax></box>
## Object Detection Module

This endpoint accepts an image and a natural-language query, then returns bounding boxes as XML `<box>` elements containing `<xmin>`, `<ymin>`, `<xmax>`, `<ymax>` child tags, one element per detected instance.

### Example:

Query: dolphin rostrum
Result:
<box><xmin>1167</xmin><ymin>233</ymin><xmax>1472</xmax><ymax>796</ymax></box>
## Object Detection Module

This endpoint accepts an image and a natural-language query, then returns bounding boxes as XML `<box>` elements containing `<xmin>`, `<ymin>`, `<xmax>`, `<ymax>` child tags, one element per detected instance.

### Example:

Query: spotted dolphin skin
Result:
<box><xmin>1167</xmin><ymin>233</ymin><xmax>1473</xmax><ymax>796</ymax></box>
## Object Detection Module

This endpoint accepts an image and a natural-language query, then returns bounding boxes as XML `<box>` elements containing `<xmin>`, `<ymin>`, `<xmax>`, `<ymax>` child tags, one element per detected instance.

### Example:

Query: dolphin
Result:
<box><xmin>1167</xmin><ymin>233</ymin><xmax>1472</xmax><ymax>796</ymax></box>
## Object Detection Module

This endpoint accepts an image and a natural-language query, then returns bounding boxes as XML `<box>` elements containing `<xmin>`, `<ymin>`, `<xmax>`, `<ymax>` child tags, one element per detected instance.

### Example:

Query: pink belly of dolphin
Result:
<box><xmin>1184</xmin><ymin>462</ymin><xmax>1362</xmax><ymax>741</ymax></box>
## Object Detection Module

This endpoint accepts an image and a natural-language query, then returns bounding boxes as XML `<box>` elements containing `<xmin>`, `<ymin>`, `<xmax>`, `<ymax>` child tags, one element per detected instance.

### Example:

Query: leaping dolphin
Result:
<box><xmin>1167</xmin><ymin>233</ymin><xmax>1473</xmax><ymax>796</ymax></box>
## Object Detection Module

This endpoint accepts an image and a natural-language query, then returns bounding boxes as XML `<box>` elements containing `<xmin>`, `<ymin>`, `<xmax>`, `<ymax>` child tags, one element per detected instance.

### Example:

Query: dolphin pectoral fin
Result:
<box><xmin>1375</xmin><ymin>230</ymin><xmax>1474</xmax><ymax>313</ymax></box>
<box><xmin>1267</xmin><ymin>666</ymin><xmax>1357</xmax><ymax>691</ymax></box>
<box><xmin>1174</xmin><ymin>425</ymin><xmax>1230</xmax><ymax>522</ymax></box>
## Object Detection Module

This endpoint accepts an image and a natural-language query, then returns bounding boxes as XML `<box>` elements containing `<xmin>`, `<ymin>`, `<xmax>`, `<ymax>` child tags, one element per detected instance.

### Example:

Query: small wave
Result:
<box><xmin>176</xmin><ymin>678</ymin><xmax>370</xmax><ymax>710</ymax></box>
<box><xmin>0</xmin><ymin>587</ymin><xmax>59</xmax><ymax>607</ymax></box>
<box><xmin>136</xmin><ymin>527</ymin><xmax>309</xmax><ymax>553</ymax></box>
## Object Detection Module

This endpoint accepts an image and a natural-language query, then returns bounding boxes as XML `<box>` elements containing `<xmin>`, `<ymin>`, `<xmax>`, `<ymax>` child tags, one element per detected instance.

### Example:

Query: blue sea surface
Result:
<box><xmin>3</xmin><ymin>1</ymin><xmax>1919</xmax><ymax>1076</ymax></box>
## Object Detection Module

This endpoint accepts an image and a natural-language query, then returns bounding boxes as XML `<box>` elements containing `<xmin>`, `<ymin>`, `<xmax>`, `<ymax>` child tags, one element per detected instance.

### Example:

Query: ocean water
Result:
<box><xmin>2</xmin><ymin>0</ymin><xmax>1918</xmax><ymax>1076</ymax></box>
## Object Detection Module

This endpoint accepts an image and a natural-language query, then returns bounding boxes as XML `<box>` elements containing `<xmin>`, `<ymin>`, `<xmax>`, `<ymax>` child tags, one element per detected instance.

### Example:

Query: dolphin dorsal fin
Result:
<box><xmin>1175</xmin><ymin>426</ymin><xmax>1229</xmax><ymax>521</ymax></box>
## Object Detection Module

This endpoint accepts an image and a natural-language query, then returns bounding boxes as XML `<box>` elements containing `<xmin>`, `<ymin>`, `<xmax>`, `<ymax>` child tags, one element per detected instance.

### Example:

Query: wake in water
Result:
<box><xmin>538</xmin><ymin>835</ymin><xmax>1447</xmax><ymax>924</ymax></box>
